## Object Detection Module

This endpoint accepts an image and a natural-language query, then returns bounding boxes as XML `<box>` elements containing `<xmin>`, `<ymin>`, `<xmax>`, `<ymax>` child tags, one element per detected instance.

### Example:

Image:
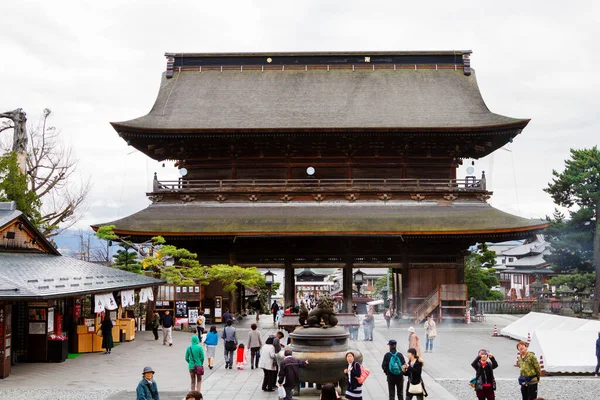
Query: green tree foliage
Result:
<box><xmin>544</xmin><ymin>208</ymin><xmax>594</xmax><ymax>274</ymax></box>
<box><xmin>548</xmin><ymin>273</ymin><xmax>595</xmax><ymax>293</ymax></box>
<box><xmin>95</xmin><ymin>226</ymin><xmax>268</xmax><ymax>300</ymax></box>
<box><xmin>373</xmin><ymin>269</ymin><xmax>392</xmax><ymax>297</ymax></box>
<box><xmin>207</xmin><ymin>264</ymin><xmax>264</xmax><ymax>295</ymax></box>
<box><xmin>544</xmin><ymin>146</ymin><xmax>600</xmax><ymax>313</ymax></box>
<box><xmin>96</xmin><ymin>225</ymin><xmax>119</xmax><ymax>241</ymax></box>
<box><xmin>112</xmin><ymin>246</ymin><xmax>142</xmax><ymax>274</ymax></box>
<box><xmin>0</xmin><ymin>151</ymin><xmax>43</xmax><ymax>226</ymax></box>
<box><xmin>465</xmin><ymin>243</ymin><xmax>501</xmax><ymax>300</ymax></box>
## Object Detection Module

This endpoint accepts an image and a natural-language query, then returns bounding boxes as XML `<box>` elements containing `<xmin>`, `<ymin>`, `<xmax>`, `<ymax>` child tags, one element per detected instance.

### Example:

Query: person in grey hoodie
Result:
<box><xmin>221</xmin><ymin>319</ymin><xmax>237</xmax><ymax>369</ymax></box>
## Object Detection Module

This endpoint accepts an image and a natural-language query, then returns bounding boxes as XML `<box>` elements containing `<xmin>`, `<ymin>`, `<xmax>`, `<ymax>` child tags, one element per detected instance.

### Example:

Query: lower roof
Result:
<box><xmin>94</xmin><ymin>201</ymin><xmax>548</xmax><ymax>239</ymax></box>
<box><xmin>0</xmin><ymin>253</ymin><xmax>164</xmax><ymax>301</ymax></box>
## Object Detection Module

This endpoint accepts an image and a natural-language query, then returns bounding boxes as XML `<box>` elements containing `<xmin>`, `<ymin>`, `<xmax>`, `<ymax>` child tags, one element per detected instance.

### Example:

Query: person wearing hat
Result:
<box><xmin>136</xmin><ymin>366</ymin><xmax>160</xmax><ymax>400</ymax></box>
<box><xmin>382</xmin><ymin>340</ymin><xmax>406</xmax><ymax>400</ymax></box>
<box><xmin>408</xmin><ymin>327</ymin><xmax>421</xmax><ymax>357</ymax></box>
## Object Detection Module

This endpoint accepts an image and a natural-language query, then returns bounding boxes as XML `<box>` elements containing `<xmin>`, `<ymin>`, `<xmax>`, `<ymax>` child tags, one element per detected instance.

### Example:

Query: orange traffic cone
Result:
<box><xmin>492</xmin><ymin>325</ymin><xmax>498</xmax><ymax>337</ymax></box>
<box><xmin>539</xmin><ymin>355</ymin><xmax>546</xmax><ymax>376</ymax></box>
<box><xmin>527</xmin><ymin>332</ymin><xmax>531</xmax><ymax>344</ymax></box>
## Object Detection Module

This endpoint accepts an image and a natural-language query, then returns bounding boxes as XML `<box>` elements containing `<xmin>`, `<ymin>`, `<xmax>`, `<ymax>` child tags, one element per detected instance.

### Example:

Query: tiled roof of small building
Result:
<box><xmin>0</xmin><ymin>253</ymin><xmax>163</xmax><ymax>300</ymax></box>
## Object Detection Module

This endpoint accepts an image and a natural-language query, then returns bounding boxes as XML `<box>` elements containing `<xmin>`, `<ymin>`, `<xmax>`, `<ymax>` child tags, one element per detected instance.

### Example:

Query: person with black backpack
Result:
<box><xmin>382</xmin><ymin>339</ymin><xmax>406</xmax><ymax>400</ymax></box>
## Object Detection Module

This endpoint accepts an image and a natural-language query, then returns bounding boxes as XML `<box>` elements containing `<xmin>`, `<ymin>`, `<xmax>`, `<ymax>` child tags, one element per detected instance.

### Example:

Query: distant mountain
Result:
<box><xmin>53</xmin><ymin>229</ymin><xmax>114</xmax><ymax>259</ymax></box>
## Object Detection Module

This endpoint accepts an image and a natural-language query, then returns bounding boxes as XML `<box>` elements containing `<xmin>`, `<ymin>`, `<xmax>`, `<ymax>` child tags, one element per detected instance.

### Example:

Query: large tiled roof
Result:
<box><xmin>112</xmin><ymin>52</ymin><xmax>528</xmax><ymax>133</ymax></box>
<box><xmin>0</xmin><ymin>253</ymin><xmax>163</xmax><ymax>300</ymax></box>
<box><xmin>94</xmin><ymin>201</ymin><xmax>548</xmax><ymax>238</ymax></box>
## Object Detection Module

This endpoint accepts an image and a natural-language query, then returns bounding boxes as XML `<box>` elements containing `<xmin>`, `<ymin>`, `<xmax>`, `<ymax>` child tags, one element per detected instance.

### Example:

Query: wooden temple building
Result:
<box><xmin>95</xmin><ymin>51</ymin><xmax>548</xmax><ymax>320</ymax></box>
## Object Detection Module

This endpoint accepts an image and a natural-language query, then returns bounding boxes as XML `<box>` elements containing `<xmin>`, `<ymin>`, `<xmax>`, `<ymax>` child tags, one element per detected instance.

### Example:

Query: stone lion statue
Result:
<box><xmin>298</xmin><ymin>301</ymin><xmax>309</xmax><ymax>326</ymax></box>
<box><xmin>306</xmin><ymin>294</ymin><xmax>338</xmax><ymax>328</ymax></box>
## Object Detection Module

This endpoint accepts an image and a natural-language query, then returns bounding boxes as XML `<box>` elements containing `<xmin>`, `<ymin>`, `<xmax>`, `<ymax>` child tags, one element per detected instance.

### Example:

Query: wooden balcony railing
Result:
<box><xmin>152</xmin><ymin>177</ymin><xmax>486</xmax><ymax>193</ymax></box>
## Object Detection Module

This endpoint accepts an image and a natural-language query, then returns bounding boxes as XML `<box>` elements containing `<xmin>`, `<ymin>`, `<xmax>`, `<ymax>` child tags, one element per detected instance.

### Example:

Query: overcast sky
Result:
<box><xmin>1</xmin><ymin>0</ymin><xmax>598</xmax><ymax>233</ymax></box>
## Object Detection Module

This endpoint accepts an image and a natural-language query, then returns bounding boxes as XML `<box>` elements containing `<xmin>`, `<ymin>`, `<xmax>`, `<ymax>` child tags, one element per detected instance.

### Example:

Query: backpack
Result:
<box><xmin>356</xmin><ymin>364</ymin><xmax>370</xmax><ymax>384</ymax></box>
<box><xmin>388</xmin><ymin>351</ymin><xmax>404</xmax><ymax>375</ymax></box>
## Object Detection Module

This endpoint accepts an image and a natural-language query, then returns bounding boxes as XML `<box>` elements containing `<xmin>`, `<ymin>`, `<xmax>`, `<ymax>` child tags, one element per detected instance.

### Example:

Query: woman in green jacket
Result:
<box><xmin>185</xmin><ymin>335</ymin><xmax>205</xmax><ymax>392</ymax></box>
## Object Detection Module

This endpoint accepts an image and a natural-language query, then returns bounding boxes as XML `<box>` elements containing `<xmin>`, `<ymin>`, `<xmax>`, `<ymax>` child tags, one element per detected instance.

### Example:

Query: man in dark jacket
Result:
<box><xmin>271</xmin><ymin>301</ymin><xmax>280</xmax><ymax>323</ymax></box>
<box><xmin>278</xmin><ymin>349</ymin><xmax>309</xmax><ymax>400</ymax></box>
<box><xmin>382</xmin><ymin>340</ymin><xmax>406</xmax><ymax>400</ymax></box>
<box><xmin>222</xmin><ymin>309</ymin><xmax>233</xmax><ymax>325</ymax></box>
<box><xmin>151</xmin><ymin>311</ymin><xmax>160</xmax><ymax>341</ymax></box>
<box><xmin>161</xmin><ymin>310</ymin><xmax>173</xmax><ymax>346</ymax></box>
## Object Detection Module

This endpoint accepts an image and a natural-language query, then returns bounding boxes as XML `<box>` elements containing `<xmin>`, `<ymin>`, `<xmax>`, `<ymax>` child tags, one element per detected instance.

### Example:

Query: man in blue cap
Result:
<box><xmin>382</xmin><ymin>340</ymin><xmax>406</xmax><ymax>400</ymax></box>
<box><xmin>136</xmin><ymin>366</ymin><xmax>159</xmax><ymax>400</ymax></box>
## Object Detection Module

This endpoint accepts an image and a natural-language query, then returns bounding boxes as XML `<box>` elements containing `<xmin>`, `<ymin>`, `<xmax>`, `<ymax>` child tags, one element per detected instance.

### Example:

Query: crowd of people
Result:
<box><xmin>135</xmin><ymin>308</ymin><xmax>563</xmax><ymax>400</ymax></box>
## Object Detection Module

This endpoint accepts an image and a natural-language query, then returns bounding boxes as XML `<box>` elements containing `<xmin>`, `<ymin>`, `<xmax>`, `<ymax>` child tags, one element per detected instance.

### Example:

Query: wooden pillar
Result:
<box><xmin>457</xmin><ymin>255</ymin><xmax>465</xmax><ymax>284</ymax></box>
<box><xmin>401</xmin><ymin>255</ymin><xmax>409</xmax><ymax>317</ymax></box>
<box><xmin>284</xmin><ymin>259</ymin><xmax>295</xmax><ymax>309</ymax></box>
<box><xmin>343</xmin><ymin>261</ymin><xmax>354</xmax><ymax>313</ymax></box>
<box><xmin>391</xmin><ymin>268</ymin><xmax>400</xmax><ymax>314</ymax></box>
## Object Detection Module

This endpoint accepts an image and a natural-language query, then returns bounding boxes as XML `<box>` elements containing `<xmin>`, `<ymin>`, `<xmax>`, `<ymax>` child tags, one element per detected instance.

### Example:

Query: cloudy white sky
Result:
<box><xmin>1</xmin><ymin>0</ymin><xmax>599</xmax><ymax>233</ymax></box>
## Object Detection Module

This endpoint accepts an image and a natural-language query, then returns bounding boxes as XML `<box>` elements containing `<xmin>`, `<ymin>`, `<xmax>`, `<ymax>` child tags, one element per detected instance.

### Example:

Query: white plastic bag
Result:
<box><xmin>278</xmin><ymin>385</ymin><xmax>286</xmax><ymax>399</ymax></box>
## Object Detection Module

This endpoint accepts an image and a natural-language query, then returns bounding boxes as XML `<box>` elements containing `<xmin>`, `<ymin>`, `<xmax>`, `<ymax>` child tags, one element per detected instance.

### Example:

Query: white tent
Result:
<box><xmin>500</xmin><ymin>312</ymin><xmax>555</xmax><ymax>341</ymax></box>
<box><xmin>575</xmin><ymin>320</ymin><xmax>600</xmax><ymax>332</ymax></box>
<box><xmin>501</xmin><ymin>312</ymin><xmax>600</xmax><ymax>373</ymax></box>
<box><xmin>528</xmin><ymin>330</ymin><xmax>598</xmax><ymax>373</ymax></box>
<box><xmin>500</xmin><ymin>312</ymin><xmax>592</xmax><ymax>341</ymax></box>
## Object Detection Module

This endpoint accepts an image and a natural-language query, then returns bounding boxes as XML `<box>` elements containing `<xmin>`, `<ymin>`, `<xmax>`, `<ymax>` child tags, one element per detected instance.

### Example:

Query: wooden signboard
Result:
<box><xmin>214</xmin><ymin>296</ymin><xmax>222</xmax><ymax>323</ymax></box>
<box><xmin>0</xmin><ymin>304</ymin><xmax>12</xmax><ymax>379</ymax></box>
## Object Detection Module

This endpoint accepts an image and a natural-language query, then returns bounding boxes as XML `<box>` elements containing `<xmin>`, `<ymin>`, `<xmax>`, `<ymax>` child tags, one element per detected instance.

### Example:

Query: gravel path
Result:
<box><xmin>438</xmin><ymin>377</ymin><xmax>600</xmax><ymax>400</ymax></box>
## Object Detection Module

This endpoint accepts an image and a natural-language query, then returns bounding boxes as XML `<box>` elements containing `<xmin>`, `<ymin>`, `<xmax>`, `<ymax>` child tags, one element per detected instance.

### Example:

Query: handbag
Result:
<box><xmin>475</xmin><ymin>376</ymin><xmax>483</xmax><ymax>391</ymax></box>
<box><xmin>189</xmin><ymin>347</ymin><xmax>204</xmax><ymax>376</ymax></box>
<box><xmin>96</xmin><ymin>329</ymin><xmax>103</xmax><ymax>338</ymax></box>
<box><xmin>225</xmin><ymin>341</ymin><xmax>237</xmax><ymax>351</ymax></box>
<box><xmin>356</xmin><ymin>364</ymin><xmax>370</xmax><ymax>384</ymax></box>
<box><xmin>277</xmin><ymin>385</ymin><xmax>286</xmax><ymax>399</ymax></box>
<box><xmin>408</xmin><ymin>381</ymin><xmax>424</xmax><ymax>394</ymax></box>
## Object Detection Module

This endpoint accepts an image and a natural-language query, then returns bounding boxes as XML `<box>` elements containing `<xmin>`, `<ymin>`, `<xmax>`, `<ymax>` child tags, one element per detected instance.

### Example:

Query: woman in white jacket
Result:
<box><xmin>423</xmin><ymin>315</ymin><xmax>437</xmax><ymax>353</ymax></box>
<box><xmin>258</xmin><ymin>336</ymin><xmax>277</xmax><ymax>391</ymax></box>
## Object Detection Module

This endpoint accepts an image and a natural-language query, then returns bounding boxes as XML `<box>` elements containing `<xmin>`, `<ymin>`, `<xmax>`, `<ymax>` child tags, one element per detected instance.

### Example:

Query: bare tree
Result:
<box><xmin>1</xmin><ymin>108</ymin><xmax>91</xmax><ymax>237</ymax></box>
<box><xmin>0</xmin><ymin>108</ymin><xmax>27</xmax><ymax>172</ymax></box>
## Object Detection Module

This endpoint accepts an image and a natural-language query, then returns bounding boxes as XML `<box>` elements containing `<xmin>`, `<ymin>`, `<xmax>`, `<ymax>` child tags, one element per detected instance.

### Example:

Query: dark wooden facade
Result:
<box><xmin>97</xmin><ymin>51</ymin><xmax>547</xmax><ymax>315</ymax></box>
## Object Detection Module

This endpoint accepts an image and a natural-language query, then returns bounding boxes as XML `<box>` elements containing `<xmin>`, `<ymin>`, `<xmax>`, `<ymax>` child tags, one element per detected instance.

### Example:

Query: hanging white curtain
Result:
<box><xmin>139</xmin><ymin>287</ymin><xmax>154</xmax><ymax>303</ymax></box>
<box><xmin>121</xmin><ymin>290</ymin><xmax>135</xmax><ymax>307</ymax></box>
<box><xmin>94</xmin><ymin>295</ymin><xmax>105</xmax><ymax>313</ymax></box>
<box><xmin>104</xmin><ymin>293</ymin><xmax>118</xmax><ymax>310</ymax></box>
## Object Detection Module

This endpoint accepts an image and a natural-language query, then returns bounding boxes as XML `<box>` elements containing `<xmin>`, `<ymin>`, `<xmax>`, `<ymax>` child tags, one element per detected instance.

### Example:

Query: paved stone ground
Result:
<box><xmin>1</xmin><ymin>313</ymin><xmax>598</xmax><ymax>399</ymax></box>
